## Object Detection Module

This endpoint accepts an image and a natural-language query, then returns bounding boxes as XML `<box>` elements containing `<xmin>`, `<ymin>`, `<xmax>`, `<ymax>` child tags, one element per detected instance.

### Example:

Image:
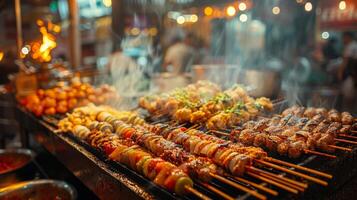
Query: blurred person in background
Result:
<box><xmin>163</xmin><ymin>32</ymin><xmax>196</xmax><ymax>74</ymax></box>
<box><xmin>338</xmin><ymin>32</ymin><xmax>357</xmax><ymax>112</ymax></box>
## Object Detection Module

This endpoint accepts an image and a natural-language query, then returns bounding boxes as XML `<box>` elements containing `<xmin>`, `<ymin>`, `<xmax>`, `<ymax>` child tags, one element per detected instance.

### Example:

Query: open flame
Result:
<box><xmin>24</xmin><ymin>20</ymin><xmax>60</xmax><ymax>63</ymax></box>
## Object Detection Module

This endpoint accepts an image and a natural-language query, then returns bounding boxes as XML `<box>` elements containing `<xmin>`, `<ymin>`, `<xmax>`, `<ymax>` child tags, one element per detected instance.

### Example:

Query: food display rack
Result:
<box><xmin>15</xmin><ymin>105</ymin><xmax>357</xmax><ymax>200</ymax></box>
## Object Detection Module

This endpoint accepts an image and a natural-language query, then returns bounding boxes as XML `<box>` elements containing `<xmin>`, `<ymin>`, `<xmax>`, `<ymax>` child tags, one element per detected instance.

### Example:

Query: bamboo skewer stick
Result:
<box><xmin>247</xmin><ymin>166</ymin><xmax>308</xmax><ymax>189</ymax></box>
<box><xmin>232</xmin><ymin>176</ymin><xmax>278</xmax><ymax>196</ymax></box>
<box><xmin>328</xmin><ymin>145</ymin><xmax>352</xmax><ymax>152</ymax></box>
<box><xmin>254</xmin><ymin>160</ymin><xmax>328</xmax><ymax>186</ymax></box>
<box><xmin>246</xmin><ymin>172</ymin><xmax>299</xmax><ymax>194</ymax></box>
<box><xmin>304</xmin><ymin>149</ymin><xmax>337</xmax><ymax>159</ymax></box>
<box><xmin>199</xmin><ymin>182</ymin><xmax>235</xmax><ymax>200</ymax></box>
<box><xmin>185</xmin><ymin>185</ymin><xmax>212</xmax><ymax>200</ymax></box>
<box><xmin>339</xmin><ymin>134</ymin><xmax>357</xmax><ymax>140</ymax></box>
<box><xmin>176</xmin><ymin>123</ymin><xmax>187</xmax><ymax>128</ymax></box>
<box><xmin>265</xmin><ymin>157</ymin><xmax>332</xmax><ymax>179</ymax></box>
<box><xmin>209</xmin><ymin>173</ymin><xmax>267</xmax><ymax>200</ymax></box>
<box><xmin>196</xmin><ymin>125</ymin><xmax>203</xmax><ymax>130</ymax></box>
<box><xmin>334</xmin><ymin>138</ymin><xmax>357</xmax><ymax>145</ymax></box>
<box><xmin>187</xmin><ymin>124</ymin><xmax>200</xmax><ymax>131</ymax></box>
<box><xmin>210</xmin><ymin>130</ymin><xmax>230</xmax><ymax>137</ymax></box>
<box><xmin>257</xmin><ymin>172</ymin><xmax>305</xmax><ymax>192</ymax></box>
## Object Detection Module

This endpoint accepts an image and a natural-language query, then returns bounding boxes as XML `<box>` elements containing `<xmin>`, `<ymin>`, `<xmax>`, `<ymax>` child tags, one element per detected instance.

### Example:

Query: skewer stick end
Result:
<box><xmin>184</xmin><ymin>185</ymin><xmax>212</xmax><ymax>200</ymax></box>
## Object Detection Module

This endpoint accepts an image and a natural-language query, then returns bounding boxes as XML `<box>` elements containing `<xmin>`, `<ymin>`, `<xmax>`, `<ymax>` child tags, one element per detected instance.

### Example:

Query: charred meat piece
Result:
<box><xmin>313</xmin><ymin>120</ymin><xmax>330</xmax><ymax>133</ymax></box>
<box><xmin>288</xmin><ymin>141</ymin><xmax>305</xmax><ymax>158</ymax></box>
<box><xmin>265</xmin><ymin>136</ymin><xmax>282</xmax><ymax>152</ymax></box>
<box><xmin>327</xmin><ymin>109</ymin><xmax>340</xmax><ymax>122</ymax></box>
<box><xmin>239</xmin><ymin>129</ymin><xmax>257</xmax><ymax>145</ymax></box>
<box><xmin>341</xmin><ymin>112</ymin><xmax>353</xmax><ymax>125</ymax></box>
<box><xmin>315</xmin><ymin>108</ymin><xmax>328</xmax><ymax>117</ymax></box>
<box><xmin>316</xmin><ymin>134</ymin><xmax>335</xmax><ymax>152</ymax></box>
<box><xmin>340</xmin><ymin>125</ymin><xmax>351</xmax><ymax>134</ymax></box>
<box><xmin>253</xmin><ymin>133</ymin><xmax>268</xmax><ymax>147</ymax></box>
<box><xmin>277</xmin><ymin>142</ymin><xmax>289</xmax><ymax>156</ymax></box>
<box><xmin>304</xmin><ymin>107</ymin><xmax>317</xmax><ymax>118</ymax></box>
<box><xmin>254</xmin><ymin>118</ymin><xmax>270</xmax><ymax>131</ymax></box>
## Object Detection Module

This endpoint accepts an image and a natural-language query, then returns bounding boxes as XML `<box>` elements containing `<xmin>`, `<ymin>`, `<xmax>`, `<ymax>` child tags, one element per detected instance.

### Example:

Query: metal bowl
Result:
<box><xmin>0</xmin><ymin>179</ymin><xmax>77</xmax><ymax>200</ymax></box>
<box><xmin>0</xmin><ymin>149</ymin><xmax>36</xmax><ymax>188</ymax></box>
<box><xmin>0</xmin><ymin>149</ymin><xmax>35</xmax><ymax>175</ymax></box>
<box><xmin>241</xmin><ymin>69</ymin><xmax>281</xmax><ymax>98</ymax></box>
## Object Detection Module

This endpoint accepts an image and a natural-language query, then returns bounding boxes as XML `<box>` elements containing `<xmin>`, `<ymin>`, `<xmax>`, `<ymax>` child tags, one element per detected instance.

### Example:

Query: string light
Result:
<box><xmin>238</xmin><ymin>2</ymin><xmax>247</xmax><ymax>11</ymax></box>
<box><xmin>0</xmin><ymin>51</ymin><xmax>4</xmax><ymax>61</ymax></box>
<box><xmin>204</xmin><ymin>6</ymin><xmax>213</xmax><ymax>16</ymax></box>
<box><xmin>226</xmin><ymin>6</ymin><xmax>236</xmax><ymax>17</ymax></box>
<box><xmin>305</xmin><ymin>2</ymin><xmax>313</xmax><ymax>12</ymax></box>
<box><xmin>339</xmin><ymin>1</ymin><xmax>346</xmax><ymax>10</ymax></box>
<box><xmin>272</xmin><ymin>6</ymin><xmax>280</xmax><ymax>15</ymax></box>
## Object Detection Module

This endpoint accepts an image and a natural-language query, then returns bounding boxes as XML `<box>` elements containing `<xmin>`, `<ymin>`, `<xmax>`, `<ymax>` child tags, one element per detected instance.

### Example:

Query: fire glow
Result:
<box><xmin>28</xmin><ymin>20</ymin><xmax>60</xmax><ymax>62</ymax></box>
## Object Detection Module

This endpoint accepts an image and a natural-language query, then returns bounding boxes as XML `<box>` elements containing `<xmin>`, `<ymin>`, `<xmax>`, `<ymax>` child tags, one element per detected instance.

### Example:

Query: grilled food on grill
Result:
<box><xmin>65</xmin><ymin>107</ymin><xmax>267</xmax><ymax>177</ymax></box>
<box><xmin>230</xmin><ymin>107</ymin><xmax>356</xmax><ymax>158</ymax></box>
<box><xmin>58</xmin><ymin>104</ymin><xmax>144</xmax><ymax>132</ymax></box>
<box><xmin>71</xmin><ymin>125</ymin><xmax>193</xmax><ymax>195</ymax></box>
<box><xmin>141</xmin><ymin>124</ymin><xmax>267</xmax><ymax>176</ymax></box>
<box><xmin>282</xmin><ymin>106</ymin><xmax>355</xmax><ymax>126</ymax></box>
<box><xmin>140</xmin><ymin>81</ymin><xmax>273</xmax><ymax>130</ymax></box>
<box><xmin>91</xmin><ymin>110</ymin><xmax>264</xmax><ymax>178</ymax></box>
<box><xmin>139</xmin><ymin>80</ymin><xmax>221</xmax><ymax>116</ymax></box>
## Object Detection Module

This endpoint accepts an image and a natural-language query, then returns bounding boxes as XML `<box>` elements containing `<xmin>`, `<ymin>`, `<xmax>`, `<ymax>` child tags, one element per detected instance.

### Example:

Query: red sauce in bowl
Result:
<box><xmin>0</xmin><ymin>153</ymin><xmax>31</xmax><ymax>175</ymax></box>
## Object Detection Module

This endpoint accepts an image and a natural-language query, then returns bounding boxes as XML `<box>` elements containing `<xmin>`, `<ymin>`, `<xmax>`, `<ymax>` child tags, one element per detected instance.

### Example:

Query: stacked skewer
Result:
<box><xmin>58</xmin><ymin>105</ymin><xmax>336</xmax><ymax>200</ymax></box>
<box><xmin>139</xmin><ymin>81</ymin><xmax>273</xmax><ymax>130</ymax></box>
<box><xmin>210</xmin><ymin>106</ymin><xmax>357</xmax><ymax>159</ymax></box>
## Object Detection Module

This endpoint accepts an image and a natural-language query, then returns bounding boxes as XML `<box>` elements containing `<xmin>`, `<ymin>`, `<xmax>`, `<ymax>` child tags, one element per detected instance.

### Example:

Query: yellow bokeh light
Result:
<box><xmin>339</xmin><ymin>1</ymin><xmax>346</xmax><ymax>10</ymax></box>
<box><xmin>103</xmin><ymin>0</ymin><xmax>112</xmax><ymax>7</ymax></box>
<box><xmin>204</xmin><ymin>6</ymin><xmax>213</xmax><ymax>16</ymax></box>
<box><xmin>36</xmin><ymin>19</ymin><xmax>44</xmax><ymax>26</ymax></box>
<box><xmin>131</xmin><ymin>27</ymin><xmax>140</xmax><ymax>35</ymax></box>
<box><xmin>0</xmin><ymin>51</ymin><xmax>4</xmax><ymax>61</ymax></box>
<box><xmin>176</xmin><ymin>16</ymin><xmax>185</xmax><ymax>24</ymax></box>
<box><xmin>226</xmin><ymin>6</ymin><xmax>236</xmax><ymax>17</ymax></box>
<box><xmin>53</xmin><ymin>25</ymin><xmax>61</xmax><ymax>33</ymax></box>
<box><xmin>272</xmin><ymin>6</ymin><xmax>280</xmax><ymax>15</ymax></box>
<box><xmin>190</xmin><ymin>14</ymin><xmax>198</xmax><ymax>22</ymax></box>
<box><xmin>149</xmin><ymin>27</ymin><xmax>158</xmax><ymax>36</ymax></box>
